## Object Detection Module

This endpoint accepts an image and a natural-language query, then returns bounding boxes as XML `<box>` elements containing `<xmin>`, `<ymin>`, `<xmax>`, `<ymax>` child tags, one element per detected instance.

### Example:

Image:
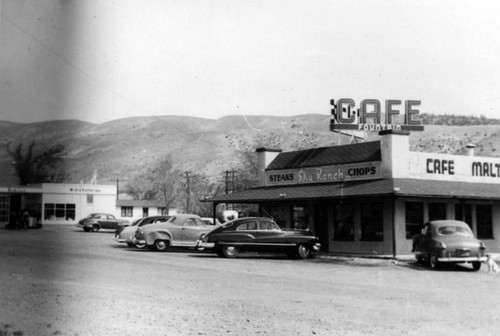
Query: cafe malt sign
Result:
<box><xmin>330</xmin><ymin>98</ymin><xmax>424</xmax><ymax>132</ymax></box>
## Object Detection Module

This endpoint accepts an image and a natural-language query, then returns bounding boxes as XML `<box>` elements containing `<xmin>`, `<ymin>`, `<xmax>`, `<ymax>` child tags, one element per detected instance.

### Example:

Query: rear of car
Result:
<box><xmin>413</xmin><ymin>220</ymin><xmax>486</xmax><ymax>270</ymax></box>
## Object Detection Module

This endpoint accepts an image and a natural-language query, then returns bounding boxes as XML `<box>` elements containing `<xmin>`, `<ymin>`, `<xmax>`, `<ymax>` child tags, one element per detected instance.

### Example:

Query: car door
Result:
<box><xmin>102</xmin><ymin>214</ymin><xmax>119</xmax><ymax>229</ymax></box>
<box><xmin>181</xmin><ymin>218</ymin><xmax>207</xmax><ymax>247</ymax></box>
<box><xmin>255</xmin><ymin>220</ymin><xmax>285</xmax><ymax>244</ymax></box>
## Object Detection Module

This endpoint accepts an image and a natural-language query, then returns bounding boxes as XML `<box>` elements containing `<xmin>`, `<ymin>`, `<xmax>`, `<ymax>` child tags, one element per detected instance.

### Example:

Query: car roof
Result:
<box><xmin>429</xmin><ymin>220</ymin><xmax>470</xmax><ymax>228</ymax></box>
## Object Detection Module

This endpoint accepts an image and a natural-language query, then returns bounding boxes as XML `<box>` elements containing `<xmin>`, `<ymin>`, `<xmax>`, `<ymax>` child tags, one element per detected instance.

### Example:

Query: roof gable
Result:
<box><xmin>266</xmin><ymin>141</ymin><xmax>381</xmax><ymax>170</ymax></box>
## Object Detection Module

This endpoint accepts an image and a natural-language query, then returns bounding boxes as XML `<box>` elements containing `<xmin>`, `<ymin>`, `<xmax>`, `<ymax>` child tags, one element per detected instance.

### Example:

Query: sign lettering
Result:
<box><xmin>330</xmin><ymin>98</ymin><xmax>424</xmax><ymax>132</ymax></box>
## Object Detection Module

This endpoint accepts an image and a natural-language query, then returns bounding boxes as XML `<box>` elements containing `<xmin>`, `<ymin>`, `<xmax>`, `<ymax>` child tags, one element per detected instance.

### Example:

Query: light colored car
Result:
<box><xmin>115</xmin><ymin>215</ymin><xmax>171</xmax><ymax>246</ymax></box>
<box><xmin>77</xmin><ymin>213</ymin><xmax>129</xmax><ymax>232</ymax></box>
<box><xmin>133</xmin><ymin>214</ymin><xmax>213</xmax><ymax>251</ymax></box>
<box><xmin>412</xmin><ymin>220</ymin><xmax>487</xmax><ymax>270</ymax></box>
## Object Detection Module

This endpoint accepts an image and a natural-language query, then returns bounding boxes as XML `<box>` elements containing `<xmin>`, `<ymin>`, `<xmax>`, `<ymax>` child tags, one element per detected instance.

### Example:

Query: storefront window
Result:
<box><xmin>361</xmin><ymin>203</ymin><xmax>383</xmax><ymax>241</ymax></box>
<box><xmin>429</xmin><ymin>203</ymin><xmax>446</xmax><ymax>221</ymax></box>
<box><xmin>121</xmin><ymin>206</ymin><xmax>133</xmax><ymax>217</ymax></box>
<box><xmin>405</xmin><ymin>202</ymin><xmax>423</xmax><ymax>239</ymax></box>
<box><xmin>334</xmin><ymin>204</ymin><xmax>355</xmax><ymax>241</ymax></box>
<box><xmin>476</xmin><ymin>204</ymin><xmax>493</xmax><ymax>239</ymax></box>
<box><xmin>455</xmin><ymin>203</ymin><xmax>472</xmax><ymax>228</ymax></box>
<box><xmin>158</xmin><ymin>207</ymin><xmax>168</xmax><ymax>215</ymax></box>
<box><xmin>0</xmin><ymin>196</ymin><xmax>9</xmax><ymax>222</ymax></box>
<box><xmin>269</xmin><ymin>206</ymin><xmax>289</xmax><ymax>228</ymax></box>
<box><xmin>44</xmin><ymin>203</ymin><xmax>76</xmax><ymax>221</ymax></box>
<box><xmin>293</xmin><ymin>206</ymin><xmax>309</xmax><ymax>230</ymax></box>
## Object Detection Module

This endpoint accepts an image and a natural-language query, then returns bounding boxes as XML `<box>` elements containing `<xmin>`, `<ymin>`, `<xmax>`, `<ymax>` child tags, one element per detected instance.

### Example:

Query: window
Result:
<box><xmin>259</xmin><ymin>221</ymin><xmax>279</xmax><ymax>230</ymax></box>
<box><xmin>405</xmin><ymin>202</ymin><xmax>423</xmax><ymax>239</ymax></box>
<box><xmin>236</xmin><ymin>221</ymin><xmax>258</xmax><ymax>231</ymax></box>
<box><xmin>334</xmin><ymin>204</ymin><xmax>355</xmax><ymax>241</ymax></box>
<box><xmin>44</xmin><ymin>203</ymin><xmax>76</xmax><ymax>221</ymax></box>
<box><xmin>121</xmin><ymin>207</ymin><xmax>133</xmax><ymax>217</ymax></box>
<box><xmin>87</xmin><ymin>194</ymin><xmax>93</xmax><ymax>204</ymax></box>
<box><xmin>158</xmin><ymin>207</ymin><xmax>168</xmax><ymax>215</ymax></box>
<box><xmin>0</xmin><ymin>196</ymin><xmax>10</xmax><ymax>222</ymax></box>
<box><xmin>142</xmin><ymin>207</ymin><xmax>149</xmax><ymax>217</ymax></box>
<box><xmin>476</xmin><ymin>204</ymin><xmax>493</xmax><ymax>239</ymax></box>
<box><xmin>429</xmin><ymin>203</ymin><xmax>446</xmax><ymax>221</ymax></box>
<box><xmin>454</xmin><ymin>203</ymin><xmax>472</xmax><ymax>228</ymax></box>
<box><xmin>361</xmin><ymin>203</ymin><xmax>383</xmax><ymax>241</ymax></box>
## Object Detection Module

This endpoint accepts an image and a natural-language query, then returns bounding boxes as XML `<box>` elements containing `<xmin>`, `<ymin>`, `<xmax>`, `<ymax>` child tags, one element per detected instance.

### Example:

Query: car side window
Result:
<box><xmin>107</xmin><ymin>215</ymin><xmax>115</xmax><ymax>220</ymax></box>
<box><xmin>193</xmin><ymin>218</ymin><xmax>203</xmax><ymax>226</ymax></box>
<box><xmin>237</xmin><ymin>222</ymin><xmax>258</xmax><ymax>230</ymax></box>
<box><xmin>184</xmin><ymin>218</ymin><xmax>198</xmax><ymax>227</ymax></box>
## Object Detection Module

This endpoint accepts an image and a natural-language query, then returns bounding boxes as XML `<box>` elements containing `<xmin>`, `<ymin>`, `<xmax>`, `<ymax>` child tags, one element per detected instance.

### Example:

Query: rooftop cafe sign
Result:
<box><xmin>330</xmin><ymin>98</ymin><xmax>425</xmax><ymax>132</ymax></box>
<box><xmin>265</xmin><ymin>162</ymin><xmax>381</xmax><ymax>186</ymax></box>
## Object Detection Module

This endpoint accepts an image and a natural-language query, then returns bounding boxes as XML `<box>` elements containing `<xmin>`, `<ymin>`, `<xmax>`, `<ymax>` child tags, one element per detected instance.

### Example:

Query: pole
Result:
<box><xmin>186</xmin><ymin>172</ymin><xmax>190</xmax><ymax>213</ymax></box>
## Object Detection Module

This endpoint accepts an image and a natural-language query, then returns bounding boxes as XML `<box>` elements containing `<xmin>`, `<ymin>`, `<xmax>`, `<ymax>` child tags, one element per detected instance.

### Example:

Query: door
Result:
<box><xmin>314</xmin><ymin>203</ymin><xmax>329</xmax><ymax>251</ymax></box>
<box><xmin>181</xmin><ymin>218</ymin><xmax>206</xmax><ymax>246</ymax></box>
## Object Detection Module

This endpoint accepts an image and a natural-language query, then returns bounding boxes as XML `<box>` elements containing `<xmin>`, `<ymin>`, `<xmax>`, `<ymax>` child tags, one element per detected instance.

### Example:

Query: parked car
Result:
<box><xmin>201</xmin><ymin>217</ymin><xmax>221</xmax><ymax>226</ymax></box>
<box><xmin>115</xmin><ymin>215</ymin><xmax>171</xmax><ymax>246</ymax></box>
<box><xmin>196</xmin><ymin>217</ymin><xmax>321</xmax><ymax>259</ymax></box>
<box><xmin>412</xmin><ymin>220</ymin><xmax>486</xmax><ymax>270</ymax></box>
<box><xmin>133</xmin><ymin>214</ymin><xmax>212</xmax><ymax>251</ymax></box>
<box><xmin>77</xmin><ymin>213</ymin><xmax>129</xmax><ymax>232</ymax></box>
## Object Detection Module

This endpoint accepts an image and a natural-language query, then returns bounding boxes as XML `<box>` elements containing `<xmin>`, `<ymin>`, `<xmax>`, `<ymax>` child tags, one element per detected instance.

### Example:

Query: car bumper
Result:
<box><xmin>313</xmin><ymin>243</ymin><xmax>321</xmax><ymax>251</ymax></box>
<box><xmin>437</xmin><ymin>256</ymin><xmax>487</xmax><ymax>263</ymax></box>
<box><xmin>195</xmin><ymin>240</ymin><xmax>214</xmax><ymax>250</ymax></box>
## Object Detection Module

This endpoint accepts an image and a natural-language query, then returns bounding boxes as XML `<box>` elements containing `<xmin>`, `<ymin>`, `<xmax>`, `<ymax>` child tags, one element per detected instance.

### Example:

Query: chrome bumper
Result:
<box><xmin>313</xmin><ymin>243</ymin><xmax>321</xmax><ymax>251</ymax></box>
<box><xmin>438</xmin><ymin>256</ymin><xmax>487</xmax><ymax>263</ymax></box>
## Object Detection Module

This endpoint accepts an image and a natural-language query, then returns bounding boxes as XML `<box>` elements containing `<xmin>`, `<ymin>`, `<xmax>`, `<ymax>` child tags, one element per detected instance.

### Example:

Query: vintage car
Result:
<box><xmin>115</xmin><ymin>215</ymin><xmax>171</xmax><ymax>246</ymax></box>
<box><xmin>133</xmin><ymin>214</ymin><xmax>212</xmax><ymax>251</ymax></box>
<box><xmin>77</xmin><ymin>213</ymin><xmax>129</xmax><ymax>232</ymax></box>
<box><xmin>412</xmin><ymin>220</ymin><xmax>487</xmax><ymax>270</ymax></box>
<box><xmin>196</xmin><ymin>217</ymin><xmax>321</xmax><ymax>259</ymax></box>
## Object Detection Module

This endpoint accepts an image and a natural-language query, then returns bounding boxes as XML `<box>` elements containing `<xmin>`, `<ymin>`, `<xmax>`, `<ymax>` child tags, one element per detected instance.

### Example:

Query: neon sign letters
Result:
<box><xmin>330</xmin><ymin>99</ymin><xmax>424</xmax><ymax>132</ymax></box>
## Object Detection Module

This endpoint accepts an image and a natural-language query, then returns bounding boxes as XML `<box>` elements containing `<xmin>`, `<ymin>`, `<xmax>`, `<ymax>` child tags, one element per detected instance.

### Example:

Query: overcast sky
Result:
<box><xmin>1</xmin><ymin>0</ymin><xmax>500</xmax><ymax>124</ymax></box>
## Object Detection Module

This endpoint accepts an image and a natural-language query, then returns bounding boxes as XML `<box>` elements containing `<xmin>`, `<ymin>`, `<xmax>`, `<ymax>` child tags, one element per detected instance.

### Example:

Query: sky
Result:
<box><xmin>1</xmin><ymin>0</ymin><xmax>500</xmax><ymax>124</ymax></box>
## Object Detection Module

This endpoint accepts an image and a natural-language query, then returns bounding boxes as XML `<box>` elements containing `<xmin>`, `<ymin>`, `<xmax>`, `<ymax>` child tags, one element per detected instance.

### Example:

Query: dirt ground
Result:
<box><xmin>1</xmin><ymin>224</ymin><xmax>500</xmax><ymax>336</ymax></box>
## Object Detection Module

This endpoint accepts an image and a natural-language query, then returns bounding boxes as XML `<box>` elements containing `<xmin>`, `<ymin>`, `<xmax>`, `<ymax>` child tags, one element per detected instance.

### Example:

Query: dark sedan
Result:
<box><xmin>197</xmin><ymin>217</ymin><xmax>321</xmax><ymax>259</ymax></box>
<box><xmin>412</xmin><ymin>220</ymin><xmax>486</xmax><ymax>270</ymax></box>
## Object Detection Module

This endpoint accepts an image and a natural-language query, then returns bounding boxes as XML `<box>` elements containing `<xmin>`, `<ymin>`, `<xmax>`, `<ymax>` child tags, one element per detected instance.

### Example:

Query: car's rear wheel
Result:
<box><xmin>91</xmin><ymin>224</ymin><xmax>100</xmax><ymax>232</ymax></box>
<box><xmin>472</xmin><ymin>261</ymin><xmax>481</xmax><ymax>271</ymax></box>
<box><xmin>154</xmin><ymin>239</ymin><xmax>169</xmax><ymax>251</ymax></box>
<box><xmin>429</xmin><ymin>253</ymin><xmax>440</xmax><ymax>270</ymax></box>
<box><xmin>297</xmin><ymin>244</ymin><xmax>311</xmax><ymax>259</ymax></box>
<box><xmin>221</xmin><ymin>245</ymin><xmax>239</xmax><ymax>258</ymax></box>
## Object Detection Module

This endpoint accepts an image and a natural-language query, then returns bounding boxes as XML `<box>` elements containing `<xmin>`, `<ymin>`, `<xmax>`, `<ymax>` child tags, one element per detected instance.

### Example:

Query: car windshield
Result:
<box><xmin>437</xmin><ymin>225</ymin><xmax>473</xmax><ymax>237</ymax></box>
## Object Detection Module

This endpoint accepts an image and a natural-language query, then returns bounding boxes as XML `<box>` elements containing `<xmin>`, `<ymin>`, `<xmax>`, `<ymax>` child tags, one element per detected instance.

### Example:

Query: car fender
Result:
<box><xmin>146</xmin><ymin>230</ymin><xmax>172</xmax><ymax>245</ymax></box>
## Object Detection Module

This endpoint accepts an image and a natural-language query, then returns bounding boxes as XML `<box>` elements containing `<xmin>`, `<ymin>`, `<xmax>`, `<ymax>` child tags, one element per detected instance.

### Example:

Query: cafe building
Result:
<box><xmin>208</xmin><ymin>130</ymin><xmax>500</xmax><ymax>257</ymax></box>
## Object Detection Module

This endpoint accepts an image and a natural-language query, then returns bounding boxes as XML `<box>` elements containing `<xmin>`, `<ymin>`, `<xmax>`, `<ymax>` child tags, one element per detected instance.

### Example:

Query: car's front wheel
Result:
<box><xmin>430</xmin><ymin>253</ymin><xmax>440</xmax><ymax>270</ymax></box>
<box><xmin>153</xmin><ymin>239</ymin><xmax>169</xmax><ymax>251</ymax></box>
<box><xmin>91</xmin><ymin>224</ymin><xmax>100</xmax><ymax>232</ymax></box>
<box><xmin>472</xmin><ymin>261</ymin><xmax>481</xmax><ymax>271</ymax></box>
<box><xmin>221</xmin><ymin>245</ymin><xmax>240</xmax><ymax>258</ymax></box>
<box><xmin>297</xmin><ymin>244</ymin><xmax>311</xmax><ymax>259</ymax></box>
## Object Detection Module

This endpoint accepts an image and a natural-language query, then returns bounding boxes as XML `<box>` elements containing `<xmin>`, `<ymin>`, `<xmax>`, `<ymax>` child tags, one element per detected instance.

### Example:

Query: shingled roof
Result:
<box><xmin>266</xmin><ymin>141</ymin><xmax>381</xmax><ymax>170</ymax></box>
<box><xmin>208</xmin><ymin>178</ymin><xmax>500</xmax><ymax>203</ymax></box>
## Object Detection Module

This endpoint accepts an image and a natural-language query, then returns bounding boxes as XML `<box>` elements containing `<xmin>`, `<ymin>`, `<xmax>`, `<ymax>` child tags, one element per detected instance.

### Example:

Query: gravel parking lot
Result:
<box><xmin>1</xmin><ymin>224</ymin><xmax>499</xmax><ymax>336</ymax></box>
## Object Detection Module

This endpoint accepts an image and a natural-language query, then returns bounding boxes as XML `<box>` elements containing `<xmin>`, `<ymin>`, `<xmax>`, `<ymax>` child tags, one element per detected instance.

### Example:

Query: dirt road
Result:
<box><xmin>1</xmin><ymin>225</ymin><xmax>499</xmax><ymax>336</ymax></box>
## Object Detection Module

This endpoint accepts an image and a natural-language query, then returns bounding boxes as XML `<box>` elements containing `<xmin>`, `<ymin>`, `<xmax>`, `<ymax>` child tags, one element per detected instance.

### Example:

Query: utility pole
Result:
<box><xmin>185</xmin><ymin>171</ymin><xmax>190</xmax><ymax>213</ymax></box>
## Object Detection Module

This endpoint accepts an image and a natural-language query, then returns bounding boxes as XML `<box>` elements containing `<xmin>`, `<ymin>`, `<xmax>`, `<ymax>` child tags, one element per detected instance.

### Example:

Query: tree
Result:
<box><xmin>6</xmin><ymin>140</ymin><xmax>67</xmax><ymax>185</ymax></box>
<box><xmin>126</xmin><ymin>157</ymin><xmax>182</xmax><ymax>213</ymax></box>
<box><xmin>178</xmin><ymin>172</ymin><xmax>224</xmax><ymax>216</ymax></box>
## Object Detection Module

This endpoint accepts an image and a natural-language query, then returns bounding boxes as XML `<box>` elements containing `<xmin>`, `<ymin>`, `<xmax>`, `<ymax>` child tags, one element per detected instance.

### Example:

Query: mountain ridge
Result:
<box><xmin>1</xmin><ymin>114</ymin><xmax>499</xmax><ymax>187</ymax></box>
